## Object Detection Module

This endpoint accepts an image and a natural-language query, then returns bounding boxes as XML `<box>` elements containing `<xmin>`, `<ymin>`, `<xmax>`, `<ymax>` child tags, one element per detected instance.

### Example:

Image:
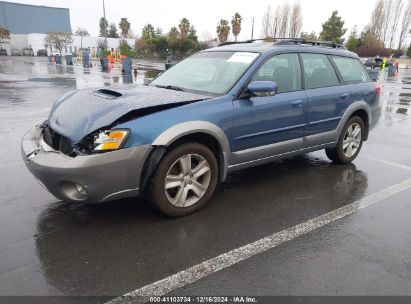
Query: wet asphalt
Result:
<box><xmin>0</xmin><ymin>57</ymin><xmax>410</xmax><ymax>302</ymax></box>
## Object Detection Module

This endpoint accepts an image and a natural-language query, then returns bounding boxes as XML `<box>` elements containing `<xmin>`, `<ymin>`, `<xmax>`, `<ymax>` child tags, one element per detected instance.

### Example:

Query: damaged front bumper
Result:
<box><xmin>21</xmin><ymin>125</ymin><xmax>152</xmax><ymax>203</ymax></box>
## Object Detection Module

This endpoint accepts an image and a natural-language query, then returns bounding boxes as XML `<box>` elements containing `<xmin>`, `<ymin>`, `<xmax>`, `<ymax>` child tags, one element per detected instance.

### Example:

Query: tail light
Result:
<box><xmin>374</xmin><ymin>83</ymin><xmax>381</xmax><ymax>97</ymax></box>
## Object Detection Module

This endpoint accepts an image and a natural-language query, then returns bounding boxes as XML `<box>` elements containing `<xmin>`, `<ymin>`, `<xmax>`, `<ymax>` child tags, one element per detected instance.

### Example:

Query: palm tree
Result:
<box><xmin>217</xmin><ymin>19</ymin><xmax>231</xmax><ymax>43</ymax></box>
<box><xmin>231</xmin><ymin>13</ymin><xmax>242</xmax><ymax>42</ymax></box>
<box><xmin>178</xmin><ymin>18</ymin><xmax>191</xmax><ymax>39</ymax></box>
<box><xmin>74</xmin><ymin>27</ymin><xmax>89</xmax><ymax>49</ymax></box>
<box><xmin>119</xmin><ymin>18</ymin><xmax>131</xmax><ymax>38</ymax></box>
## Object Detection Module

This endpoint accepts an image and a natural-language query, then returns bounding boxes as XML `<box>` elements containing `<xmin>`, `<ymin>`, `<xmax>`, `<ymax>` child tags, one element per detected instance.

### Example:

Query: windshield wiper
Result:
<box><xmin>154</xmin><ymin>84</ymin><xmax>185</xmax><ymax>92</ymax></box>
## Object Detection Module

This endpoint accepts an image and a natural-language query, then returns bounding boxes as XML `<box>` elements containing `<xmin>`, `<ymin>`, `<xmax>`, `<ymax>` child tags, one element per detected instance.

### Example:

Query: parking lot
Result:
<box><xmin>1</xmin><ymin>56</ymin><xmax>411</xmax><ymax>303</ymax></box>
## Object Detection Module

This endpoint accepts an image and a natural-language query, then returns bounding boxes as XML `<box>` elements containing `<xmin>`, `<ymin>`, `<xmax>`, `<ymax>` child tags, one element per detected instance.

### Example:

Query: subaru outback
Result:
<box><xmin>22</xmin><ymin>39</ymin><xmax>381</xmax><ymax>217</ymax></box>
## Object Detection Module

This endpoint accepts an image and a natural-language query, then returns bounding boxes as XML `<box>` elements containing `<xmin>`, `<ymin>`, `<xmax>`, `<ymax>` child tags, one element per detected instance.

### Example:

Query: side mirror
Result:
<box><xmin>247</xmin><ymin>81</ymin><xmax>278</xmax><ymax>97</ymax></box>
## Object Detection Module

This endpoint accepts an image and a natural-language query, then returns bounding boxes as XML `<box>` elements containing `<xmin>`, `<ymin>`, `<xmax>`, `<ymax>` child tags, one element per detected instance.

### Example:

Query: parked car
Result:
<box><xmin>37</xmin><ymin>49</ymin><xmax>48</xmax><ymax>56</ymax></box>
<box><xmin>22</xmin><ymin>47</ymin><xmax>34</xmax><ymax>56</ymax></box>
<box><xmin>0</xmin><ymin>48</ymin><xmax>7</xmax><ymax>56</ymax></box>
<box><xmin>22</xmin><ymin>39</ymin><xmax>382</xmax><ymax>217</ymax></box>
<box><xmin>11</xmin><ymin>48</ymin><xmax>22</xmax><ymax>56</ymax></box>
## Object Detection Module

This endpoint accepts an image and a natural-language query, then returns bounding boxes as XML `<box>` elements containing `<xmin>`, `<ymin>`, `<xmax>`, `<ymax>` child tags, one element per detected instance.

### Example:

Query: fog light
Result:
<box><xmin>74</xmin><ymin>184</ymin><xmax>87</xmax><ymax>195</ymax></box>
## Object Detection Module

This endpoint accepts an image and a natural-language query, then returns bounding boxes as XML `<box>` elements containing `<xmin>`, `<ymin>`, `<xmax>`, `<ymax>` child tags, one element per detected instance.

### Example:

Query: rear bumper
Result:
<box><xmin>21</xmin><ymin>126</ymin><xmax>152</xmax><ymax>203</ymax></box>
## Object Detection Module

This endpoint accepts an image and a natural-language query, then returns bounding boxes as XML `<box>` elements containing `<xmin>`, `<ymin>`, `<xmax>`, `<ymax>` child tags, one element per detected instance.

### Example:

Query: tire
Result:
<box><xmin>148</xmin><ymin>143</ymin><xmax>218</xmax><ymax>217</ymax></box>
<box><xmin>325</xmin><ymin>116</ymin><xmax>365</xmax><ymax>164</ymax></box>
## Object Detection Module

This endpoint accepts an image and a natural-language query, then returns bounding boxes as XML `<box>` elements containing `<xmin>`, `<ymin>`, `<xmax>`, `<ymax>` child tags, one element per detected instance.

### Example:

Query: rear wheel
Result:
<box><xmin>325</xmin><ymin>116</ymin><xmax>365</xmax><ymax>164</ymax></box>
<box><xmin>148</xmin><ymin>143</ymin><xmax>218</xmax><ymax>217</ymax></box>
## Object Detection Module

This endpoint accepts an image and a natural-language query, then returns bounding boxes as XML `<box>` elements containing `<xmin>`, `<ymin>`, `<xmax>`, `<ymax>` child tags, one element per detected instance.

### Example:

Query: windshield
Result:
<box><xmin>151</xmin><ymin>51</ymin><xmax>259</xmax><ymax>95</ymax></box>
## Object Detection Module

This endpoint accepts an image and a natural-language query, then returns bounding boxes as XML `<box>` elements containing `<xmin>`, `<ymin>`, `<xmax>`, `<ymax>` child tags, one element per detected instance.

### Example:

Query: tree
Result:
<box><xmin>261</xmin><ymin>6</ymin><xmax>273</xmax><ymax>38</ymax></box>
<box><xmin>179</xmin><ymin>18</ymin><xmax>191</xmax><ymax>39</ymax></box>
<box><xmin>99</xmin><ymin>17</ymin><xmax>108</xmax><ymax>37</ymax></box>
<box><xmin>216</xmin><ymin>19</ymin><xmax>230</xmax><ymax>43</ymax></box>
<box><xmin>319</xmin><ymin>10</ymin><xmax>347</xmax><ymax>44</ymax></box>
<box><xmin>289</xmin><ymin>2</ymin><xmax>303</xmax><ymax>37</ymax></box>
<box><xmin>231</xmin><ymin>13</ymin><xmax>242</xmax><ymax>42</ymax></box>
<box><xmin>44</xmin><ymin>32</ymin><xmax>73</xmax><ymax>55</ymax></box>
<box><xmin>381</xmin><ymin>0</ymin><xmax>393</xmax><ymax>45</ymax></box>
<box><xmin>398</xmin><ymin>0</ymin><xmax>411</xmax><ymax>50</ymax></box>
<box><xmin>345</xmin><ymin>26</ymin><xmax>360</xmax><ymax>52</ymax></box>
<box><xmin>369</xmin><ymin>0</ymin><xmax>385</xmax><ymax>44</ymax></box>
<box><xmin>188</xmin><ymin>25</ymin><xmax>198</xmax><ymax>41</ymax></box>
<box><xmin>119</xmin><ymin>17</ymin><xmax>131</xmax><ymax>38</ymax></box>
<box><xmin>168</xmin><ymin>27</ymin><xmax>179</xmax><ymax>42</ymax></box>
<box><xmin>0</xmin><ymin>26</ymin><xmax>10</xmax><ymax>44</ymax></box>
<box><xmin>278</xmin><ymin>3</ymin><xmax>291</xmax><ymax>38</ymax></box>
<box><xmin>300</xmin><ymin>31</ymin><xmax>318</xmax><ymax>41</ymax></box>
<box><xmin>389</xmin><ymin>0</ymin><xmax>403</xmax><ymax>48</ymax></box>
<box><xmin>407</xmin><ymin>42</ymin><xmax>411</xmax><ymax>57</ymax></box>
<box><xmin>142</xmin><ymin>24</ymin><xmax>155</xmax><ymax>40</ymax></box>
<box><xmin>74</xmin><ymin>27</ymin><xmax>89</xmax><ymax>49</ymax></box>
<box><xmin>108</xmin><ymin>23</ymin><xmax>119</xmax><ymax>38</ymax></box>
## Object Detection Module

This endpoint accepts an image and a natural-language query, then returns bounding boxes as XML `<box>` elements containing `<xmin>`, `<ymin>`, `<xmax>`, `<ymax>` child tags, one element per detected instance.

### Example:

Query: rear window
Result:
<box><xmin>332</xmin><ymin>56</ymin><xmax>370</xmax><ymax>83</ymax></box>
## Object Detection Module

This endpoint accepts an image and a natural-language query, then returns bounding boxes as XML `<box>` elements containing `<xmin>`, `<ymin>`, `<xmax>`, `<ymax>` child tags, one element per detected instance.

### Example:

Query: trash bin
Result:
<box><xmin>82</xmin><ymin>50</ymin><xmax>90</xmax><ymax>68</ymax></box>
<box><xmin>368</xmin><ymin>69</ymin><xmax>379</xmax><ymax>81</ymax></box>
<box><xmin>121</xmin><ymin>58</ymin><xmax>132</xmax><ymax>74</ymax></box>
<box><xmin>54</xmin><ymin>55</ymin><xmax>62</xmax><ymax>64</ymax></box>
<box><xmin>388</xmin><ymin>65</ymin><xmax>395</xmax><ymax>77</ymax></box>
<box><xmin>48</xmin><ymin>56</ymin><xmax>53</xmax><ymax>62</ymax></box>
<box><xmin>165</xmin><ymin>63</ymin><xmax>174</xmax><ymax>70</ymax></box>
<box><xmin>65</xmin><ymin>55</ymin><xmax>73</xmax><ymax>65</ymax></box>
<box><xmin>101</xmin><ymin>58</ymin><xmax>109</xmax><ymax>72</ymax></box>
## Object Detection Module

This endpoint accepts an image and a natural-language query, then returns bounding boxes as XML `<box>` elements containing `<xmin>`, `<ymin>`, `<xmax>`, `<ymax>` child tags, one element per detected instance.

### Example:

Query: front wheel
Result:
<box><xmin>148</xmin><ymin>143</ymin><xmax>218</xmax><ymax>217</ymax></box>
<box><xmin>325</xmin><ymin>116</ymin><xmax>365</xmax><ymax>164</ymax></box>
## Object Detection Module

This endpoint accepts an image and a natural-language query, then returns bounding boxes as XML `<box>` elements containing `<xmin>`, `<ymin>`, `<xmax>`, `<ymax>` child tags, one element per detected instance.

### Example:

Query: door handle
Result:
<box><xmin>340</xmin><ymin>92</ymin><xmax>350</xmax><ymax>99</ymax></box>
<box><xmin>292</xmin><ymin>100</ymin><xmax>304</xmax><ymax>108</ymax></box>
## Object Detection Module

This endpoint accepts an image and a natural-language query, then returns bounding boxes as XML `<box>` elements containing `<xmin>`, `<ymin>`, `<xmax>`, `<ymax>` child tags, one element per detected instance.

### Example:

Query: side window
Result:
<box><xmin>251</xmin><ymin>53</ymin><xmax>301</xmax><ymax>93</ymax></box>
<box><xmin>332</xmin><ymin>56</ymin><xmax>371</xmax><ymax>83</ymax></box>
<box><xmin>301</xmin><ymin>53</ymin><xmax>339</xmax><ymax>89</ymax></box>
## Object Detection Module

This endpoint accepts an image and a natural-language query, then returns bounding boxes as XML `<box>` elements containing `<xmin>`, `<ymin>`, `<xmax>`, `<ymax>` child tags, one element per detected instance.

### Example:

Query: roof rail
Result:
<box><xmin>273</xmin><ymin>38</ymin><xmax>346</xmax><ymax>49</ymax></box>
<box><xmin>217</xmin><ymin>39</ymin><xmax>269</xmax><ymax>47</ymax></box>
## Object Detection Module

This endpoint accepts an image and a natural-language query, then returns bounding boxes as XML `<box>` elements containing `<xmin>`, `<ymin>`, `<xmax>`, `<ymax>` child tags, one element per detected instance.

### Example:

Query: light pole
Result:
<box><xmin>103</xmin><ymin>0</ymin><xmax>107</xmax><ymax>49</ymax></box>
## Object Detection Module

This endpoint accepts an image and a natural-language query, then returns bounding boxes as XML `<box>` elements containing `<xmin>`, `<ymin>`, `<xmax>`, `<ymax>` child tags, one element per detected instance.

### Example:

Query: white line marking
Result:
<box><xmin>365</xmin><ymin>156</ymin><xmax>411</xmax><ymax>171</ymax></box>
<box><xmin>108</xmin><ymin>178</ymin><xmax>411</xmax><ymax>303</ymax></box>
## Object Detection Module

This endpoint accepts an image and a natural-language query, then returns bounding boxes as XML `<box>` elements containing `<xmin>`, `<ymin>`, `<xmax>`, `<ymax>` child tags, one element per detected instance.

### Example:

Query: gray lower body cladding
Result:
<box><xmin>21</xmin><ymin>126</ymin><xmax>152</xmax><ymax>203</ymax></box>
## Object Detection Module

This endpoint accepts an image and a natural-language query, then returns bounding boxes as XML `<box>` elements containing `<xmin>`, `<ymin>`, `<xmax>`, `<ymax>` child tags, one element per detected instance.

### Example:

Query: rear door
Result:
<box><xmin>301</xmin><ymin>53</ymin><xmax>352</xmax><ymax>141</ymax></box>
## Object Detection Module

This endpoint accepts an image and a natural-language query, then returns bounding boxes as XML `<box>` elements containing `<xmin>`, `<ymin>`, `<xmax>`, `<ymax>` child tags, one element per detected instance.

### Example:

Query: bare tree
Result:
<box><xmin>398</xmin><ymin>0</ymin><xmax>411</xmax><ymax>50</ymax></box>
<box><xmin>389</xmin><ymin>0</ymin><xmax>403</xmax><ymax>48</ymax></box>
<box><xmin>44</xmin><ymin>32</ymin><xmax>73</xmax><ymax>55</ymax></box>
<box><xmin>381</xmin><ymin>0</ymin><xmax>393</xmax><ymax>45</ymax></box>
<box><xmin>278</xmin><ymin>3</ymin><xmax>291</xmax><ymax>38</ymax></box>
<box><xmin>261</xmin><ymin>6</ymin><xmax>273</xmax><ymax>38</ymax></box>
<box><xmin>369</xmin><ymin>0</ymin><xmax>385</xmax><ymax>45</ymax></box>
<box><xmin>289</xmin><ymin>1</ymin><xmax>303</xmax><ymax>37</ymax></box>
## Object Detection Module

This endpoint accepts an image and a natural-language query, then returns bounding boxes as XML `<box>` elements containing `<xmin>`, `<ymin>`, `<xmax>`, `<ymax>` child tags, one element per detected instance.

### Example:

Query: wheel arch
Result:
<box><xmin>139</xmin><ymin>122</ymin><xmax>230</xmax><ymax>192</ymax></box>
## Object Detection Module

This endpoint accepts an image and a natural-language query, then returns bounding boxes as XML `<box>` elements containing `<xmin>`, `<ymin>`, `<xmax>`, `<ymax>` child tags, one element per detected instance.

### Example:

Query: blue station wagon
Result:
<box><xmin>22</xmin><ymin>39</ymin><xmax>382</xmax><ymax>217</ymax></box>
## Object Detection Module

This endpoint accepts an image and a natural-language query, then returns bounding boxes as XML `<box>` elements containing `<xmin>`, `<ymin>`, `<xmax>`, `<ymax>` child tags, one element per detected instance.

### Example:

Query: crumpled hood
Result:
<box><xmin>48</xmin><ymin>84</ymin><xmax>210</xmax><ymax>142</ymax></box>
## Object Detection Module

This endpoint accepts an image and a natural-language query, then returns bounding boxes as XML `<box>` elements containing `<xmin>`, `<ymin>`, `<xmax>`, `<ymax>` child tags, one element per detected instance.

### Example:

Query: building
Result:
<box><xmin>0</xmin><ymin>1</ymin><xmax>71</xmax><ymax>34</ymax></box>
<box><xmin>0</xmin><ymin>1</ymin><xmax>133</xmax><ymax>56</ymax></box>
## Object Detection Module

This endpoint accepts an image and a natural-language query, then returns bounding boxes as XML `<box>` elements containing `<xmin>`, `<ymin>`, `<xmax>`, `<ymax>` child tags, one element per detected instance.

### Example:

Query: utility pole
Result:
<box><xmin>103</xmin><ymin>0</ymin><xmax>107</xmax><ymax>49</ymax></box>
<box><xmin>251</xmin><ymin>17</ymin><xmax>255</xmax><ymax>40</ymax></box>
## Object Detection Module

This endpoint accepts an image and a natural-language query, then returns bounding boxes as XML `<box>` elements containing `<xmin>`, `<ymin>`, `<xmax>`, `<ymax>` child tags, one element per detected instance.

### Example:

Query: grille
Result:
<box><xmin>43</xmin><ymin>126</ymin><xmax>72</xmax><ymax>155</ymax></box>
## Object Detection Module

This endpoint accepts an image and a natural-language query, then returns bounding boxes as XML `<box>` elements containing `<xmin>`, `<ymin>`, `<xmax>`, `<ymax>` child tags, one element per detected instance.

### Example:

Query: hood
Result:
<box><xmin>48</xmin><ymin>84</ymin><xmax>210</xmax><ymax>142</ymax></box>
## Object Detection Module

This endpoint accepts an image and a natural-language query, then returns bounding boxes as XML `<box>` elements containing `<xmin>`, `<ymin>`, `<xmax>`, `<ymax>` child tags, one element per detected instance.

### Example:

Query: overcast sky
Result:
<box><xmin>6</xmin><ymin>0</ymin><xmax>378</xmax><ymax>40</ymax></box>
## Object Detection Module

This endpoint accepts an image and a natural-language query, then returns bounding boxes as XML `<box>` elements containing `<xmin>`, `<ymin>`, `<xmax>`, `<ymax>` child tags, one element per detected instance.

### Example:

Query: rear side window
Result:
<box><xmin>252</xmin><ymin>53</ymin><xmax>301</xmax><ymax>93</ymax></box>
<box><xmin>332</xmin><ymin>56</ymin><xmax>371</xmax><ymax>83</ymax></box>
<box><xmin>301</xmin><ymin>53</ymin><xmax>339</xmax><ymax>89</ymax></box>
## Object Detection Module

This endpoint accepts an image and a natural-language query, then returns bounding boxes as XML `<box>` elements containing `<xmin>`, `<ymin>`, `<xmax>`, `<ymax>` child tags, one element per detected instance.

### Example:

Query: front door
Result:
<box><xmin>232</xmin><ymin>53</ymin><xmax>307</xmax><ymax>157</ymax></box>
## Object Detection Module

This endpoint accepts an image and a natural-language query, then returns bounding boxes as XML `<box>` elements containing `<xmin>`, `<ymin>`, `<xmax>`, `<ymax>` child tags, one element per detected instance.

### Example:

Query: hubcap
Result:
<box><xmin>164</xmin><ymin>154</ymin><xmax>211</xmax><ymax>207</ymax></box>
<box><xmin>342</xmin><ymin>122</ymin><xmax>362</xmax><ymax>158</ymax></box>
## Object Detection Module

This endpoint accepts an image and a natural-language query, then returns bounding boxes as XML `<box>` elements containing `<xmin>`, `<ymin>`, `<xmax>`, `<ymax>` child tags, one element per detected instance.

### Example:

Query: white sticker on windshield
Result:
<box><xmin>227</xmin><ymin>52</ymin><xmax>259</xmax><ymax>64</ymax></box>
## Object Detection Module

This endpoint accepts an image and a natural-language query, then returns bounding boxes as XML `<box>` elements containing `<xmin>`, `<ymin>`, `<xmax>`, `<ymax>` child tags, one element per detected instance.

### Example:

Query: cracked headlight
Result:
<box><xmin>94</xmin><ymin>129</ymin><xmax>129</xmax><ymax>151</ymax></box>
